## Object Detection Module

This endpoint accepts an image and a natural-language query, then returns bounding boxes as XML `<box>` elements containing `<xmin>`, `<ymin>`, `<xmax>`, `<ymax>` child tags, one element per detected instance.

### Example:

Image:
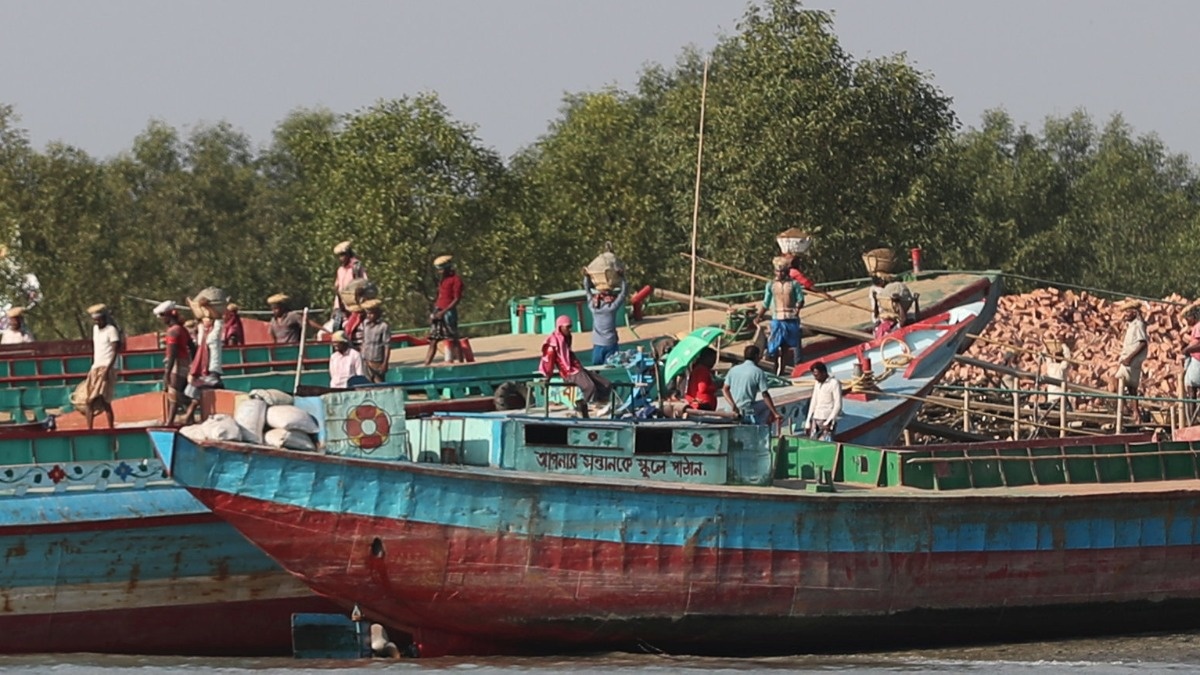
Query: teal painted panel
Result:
<box><xmin>32</xmin><ymin>437</ymin><xmax>72</xmax><ymax>464</ymax></box>
<box><xmin>73</xmin><ymin>435</ymin><xmax>117</xmax><ymax>462</ymax></box>
<box><xmin>672</xmin><ymin>428</ymin><xmax>723</xmax><ymax>455</ymax></box>
<box><xmin>567</xmin><ymin>427</ymin><xmax>621</xmax><ymax>449</ymax></box>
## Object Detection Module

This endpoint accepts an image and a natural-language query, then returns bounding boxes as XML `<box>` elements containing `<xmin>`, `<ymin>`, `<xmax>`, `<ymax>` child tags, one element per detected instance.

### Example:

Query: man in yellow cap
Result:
<box><xmin>268</xmin><ymin>293</ymin><xmax>306</xmax><ymax>344</ymax></box>
<box><xmin>0</xmin><ymin>307</ymin><xmax>33</xmax><ymax>344</ymax></box>
<box><xmin>424</xmin><ymin>255</ymin><xmax>464</xmax><ymax>366</ymax></box>
<box><xmin>332</xmin><ymin>241</ymin><xmax>367</xmax><ymax>332</ymax></box>
<box><xmin>360</xmin><ymin>299</ymin><xmax>390</xmax><ymax>383</ymax></box>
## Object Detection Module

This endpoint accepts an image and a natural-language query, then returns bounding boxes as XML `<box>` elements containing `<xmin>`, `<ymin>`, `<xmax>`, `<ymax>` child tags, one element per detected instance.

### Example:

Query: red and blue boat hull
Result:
<box><xmin>170</xmin><ymin>435</ymin><xmax>1200</xmax><ymax>657</ymax></box>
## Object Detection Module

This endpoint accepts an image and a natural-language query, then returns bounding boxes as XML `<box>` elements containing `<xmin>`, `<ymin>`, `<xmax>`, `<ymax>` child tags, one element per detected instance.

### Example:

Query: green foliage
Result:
<box><xmin>1</xmin><ymin>0</ymin><xmax>1199</xmax><ymax>344</ymax></box>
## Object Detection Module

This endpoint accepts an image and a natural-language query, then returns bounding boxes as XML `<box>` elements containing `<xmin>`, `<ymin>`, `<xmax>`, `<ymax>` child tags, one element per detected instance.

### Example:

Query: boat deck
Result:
<box><xmin>389</xmin><ymin>273</ymin><xmax>988</xmax><ymax>368</ymax></box>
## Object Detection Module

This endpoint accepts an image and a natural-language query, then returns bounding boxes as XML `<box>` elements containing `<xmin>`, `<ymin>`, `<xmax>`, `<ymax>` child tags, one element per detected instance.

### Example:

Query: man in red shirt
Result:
<box><xmin>683</xmin><ymin>348</ymin><xmax>719</xmax><ymax>411</ymax></box>
<box><xmin>424</xmin><ymin>255</ymin><xmax>464</xmax><ymax>366</ymax></box>
<box><xmin>154</xmin><ymin>300</ymin><xmax>194</xmax><ymax>423</ymax></box>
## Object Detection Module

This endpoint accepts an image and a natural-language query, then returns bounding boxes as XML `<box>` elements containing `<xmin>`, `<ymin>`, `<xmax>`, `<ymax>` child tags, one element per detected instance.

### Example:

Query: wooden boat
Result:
<box><xmin>160</xmin><ymin>386</ymin><xmax>1200</xmax><ymax>657</ymax></box>
<box><xmin>732</xmin><ymin>300</ymin><xmax>985</xmax><ymax>447</ymax></box>
<box><xmin>0</xmin><ymin>272</ymin><xmax>998</xmax><ymax>424</ymax></box>
<box><xmin>0</xmin><ymin>426</ymin><xmax>336</xmax><ymax>655</ymax></box>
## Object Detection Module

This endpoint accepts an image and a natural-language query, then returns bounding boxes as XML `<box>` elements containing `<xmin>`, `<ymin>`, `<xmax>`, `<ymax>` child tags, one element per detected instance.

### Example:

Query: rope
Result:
<box><xmin>840</xmin><ymin>338</ymin><xmax>913</xmax><ymax>393</ymax></box>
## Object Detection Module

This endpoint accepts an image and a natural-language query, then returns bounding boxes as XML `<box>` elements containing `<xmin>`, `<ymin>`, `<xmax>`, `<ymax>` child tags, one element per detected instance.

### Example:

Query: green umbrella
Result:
<box><xmin>662</xmin><ymin>326</ymin><xmax>725</xmax><ymax>384</ymax></box>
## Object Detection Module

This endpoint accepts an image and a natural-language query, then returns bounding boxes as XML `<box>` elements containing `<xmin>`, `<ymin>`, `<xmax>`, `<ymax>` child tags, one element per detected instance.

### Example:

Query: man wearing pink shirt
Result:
<box><xmin>332</xmin><ymin>240</ymin><xmax>367</xmax><ymax>332</ymax></box>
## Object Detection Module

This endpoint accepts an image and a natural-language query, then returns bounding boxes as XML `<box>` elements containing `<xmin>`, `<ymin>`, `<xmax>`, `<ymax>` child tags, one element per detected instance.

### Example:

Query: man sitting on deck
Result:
<box><xmin>754</xmin><ymin>257</ymin><xmax>805</xmax><ymax>376</ymax></box>
<box><xmin>869</xmin><ymin>274</ymin><xmax>915</xmax><ymax>327</ymax></box>
<box><xmin>539</xmin><ymin>315</ymin><xmax>613</xmax><ymax>418</ymax></box>
<box><xmin>723</xmin><ymin>345</ymin><xmax>782</xmax><ymax>426</ymax></box>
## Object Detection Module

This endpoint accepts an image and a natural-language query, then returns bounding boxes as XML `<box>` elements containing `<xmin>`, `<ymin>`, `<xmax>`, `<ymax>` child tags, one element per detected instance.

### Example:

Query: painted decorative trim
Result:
<box><xmin>0</xmin><ymin>459</ymin><xmax>170</xmax><ymax>496</ymax></box>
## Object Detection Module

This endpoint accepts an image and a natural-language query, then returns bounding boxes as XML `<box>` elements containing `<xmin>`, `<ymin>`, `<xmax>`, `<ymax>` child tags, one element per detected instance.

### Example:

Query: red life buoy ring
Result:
<box><xmin>344</xmin><ymin>403</ymin><xmax>391</xmax><ymax>450</ymax></box>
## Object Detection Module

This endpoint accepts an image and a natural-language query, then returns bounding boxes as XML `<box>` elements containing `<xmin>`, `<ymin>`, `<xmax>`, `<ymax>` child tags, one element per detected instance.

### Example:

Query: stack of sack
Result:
<box><xmin>182</xmin><ymin>389</ymin><xmax>321</xmax><ymax>452</ymax></box>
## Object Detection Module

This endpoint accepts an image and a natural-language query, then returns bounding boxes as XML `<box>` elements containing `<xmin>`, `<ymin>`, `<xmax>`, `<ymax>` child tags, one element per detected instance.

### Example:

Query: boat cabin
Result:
<box><xmin>288</xmin><ymin>387</ymin><xmax>775</xmax><ymax>487</ymax></box>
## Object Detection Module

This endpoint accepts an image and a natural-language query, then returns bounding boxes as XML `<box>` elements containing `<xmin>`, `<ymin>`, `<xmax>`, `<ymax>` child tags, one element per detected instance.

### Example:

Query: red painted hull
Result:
<box><xmin>194</xmin><ymin>489</ymin><xmax>1200</xmax><ymax>657</ymax></box>
<box><xmin>0</xmin><ymin>595</ymin><xmax>335</xmax><ymax>656</ymax></box>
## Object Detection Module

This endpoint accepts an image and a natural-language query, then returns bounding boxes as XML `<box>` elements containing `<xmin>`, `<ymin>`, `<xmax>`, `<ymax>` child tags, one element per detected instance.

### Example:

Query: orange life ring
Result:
<box><xmin>344</xmin><ymin>403</ymin><xmax>391</xmax><ymax>450</ymax></box>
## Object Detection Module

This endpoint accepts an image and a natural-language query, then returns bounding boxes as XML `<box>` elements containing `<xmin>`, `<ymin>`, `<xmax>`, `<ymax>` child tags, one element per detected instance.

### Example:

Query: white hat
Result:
<box><xmin>153</xmin><ymin>300</ymin><xmax>177</xmax><ymax>316</ymax></box>
<box><xmin>333</xmin><ymin>241</ymin><xmax>353</xmax><ymax>255</ymax></box>
<box><xmin>331</xmin><ymin>330</ymin><xmax>349</xmax><ymax>343</ymax></box>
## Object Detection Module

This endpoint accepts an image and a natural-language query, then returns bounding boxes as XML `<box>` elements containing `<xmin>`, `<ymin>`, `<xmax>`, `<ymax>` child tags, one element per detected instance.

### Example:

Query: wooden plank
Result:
<box><xmin>906</xmin><ymin>419</ymin><xmax>992</xmax><ymax>443</ymax></box>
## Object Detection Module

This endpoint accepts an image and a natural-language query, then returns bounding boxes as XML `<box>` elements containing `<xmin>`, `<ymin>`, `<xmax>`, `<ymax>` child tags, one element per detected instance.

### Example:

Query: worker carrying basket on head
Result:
<box><xmin>864</xmin><ymin>248</ymin><xmax>916</xmax><ymax>326</ymax></box>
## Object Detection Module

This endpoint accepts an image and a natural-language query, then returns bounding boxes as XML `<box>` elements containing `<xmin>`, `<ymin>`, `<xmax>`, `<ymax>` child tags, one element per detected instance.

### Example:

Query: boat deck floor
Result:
<box><xmin>389</xmin><ymin>273</ymin><xmax>984</xmax><ymax>368</ymax></box>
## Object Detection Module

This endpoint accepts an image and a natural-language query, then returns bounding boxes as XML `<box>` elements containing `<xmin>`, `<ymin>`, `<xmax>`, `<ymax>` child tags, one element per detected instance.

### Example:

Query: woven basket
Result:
<box><xmin>585</xmin><ymin>245</ymin><xmax>625</xmax><ymax>292</ymax></box>
<box><xmin>776</xmin><ymin>228</ymin><xmax>812</xmax><ymax>255</ymax></box>
<box><xmin>862</xmin><ymin>248</ymin><xmax>897</xmax><ymax>274</ymax></box>
<box><xmin>339</xmin><ymin>279</ymin><xmax>378</xmax><ymax>310</ymax></box>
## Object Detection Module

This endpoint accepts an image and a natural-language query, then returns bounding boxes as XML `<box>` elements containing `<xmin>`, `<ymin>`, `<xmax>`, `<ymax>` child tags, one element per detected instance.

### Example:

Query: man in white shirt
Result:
<box><xmin>73</xmin><ymin>304</ymin><xmax>121</xmax><ymax>430</ymax></box>
<box><xmin>0</xmin><ymin>307</ymin><xmax>33</xmax><ymax>344</ymax></box>
<box><xmin>804</xmin><ymin>361</ymin><xmax>842</xmax><ymax>440</ymax></box>
<box><xmin>1110</xmin><ymin>299</ymin><xmax>1148</xmax><ymax>423</ymax></box>
<box><xmin>329</xmin><ymin>330</ymin><xmax>365</xmax><ymax>388</ymax></box>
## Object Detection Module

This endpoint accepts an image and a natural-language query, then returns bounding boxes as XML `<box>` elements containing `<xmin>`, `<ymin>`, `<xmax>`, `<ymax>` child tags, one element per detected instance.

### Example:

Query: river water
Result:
<box><xmin>3</xmin><ymin>630</ymin><xmax>1200</xmax><ymax>674</ymax></box>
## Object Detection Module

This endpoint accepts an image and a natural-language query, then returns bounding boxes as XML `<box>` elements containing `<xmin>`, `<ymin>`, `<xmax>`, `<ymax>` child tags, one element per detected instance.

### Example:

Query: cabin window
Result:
<box><xmin>524</xmin><ymin>424</ymin><xmax>569</xmax><ymax>446</ymax></box>
<box><xmin>634</xmin><ymin>427</ymin><xmax>674</xmax><ymax>455</ymax></box>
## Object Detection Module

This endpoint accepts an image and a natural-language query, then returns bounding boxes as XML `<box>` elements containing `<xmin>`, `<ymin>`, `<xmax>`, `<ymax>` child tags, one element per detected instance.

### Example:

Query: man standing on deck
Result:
<box><xmin>424</xmin><ymin>255</ymin><xmax>464</xmax><ymax>366</ymax></box>
<box><xmin>1110</xmin><ymin>299</ymin><xmax>1148</xmax><ymax>424</ymax></box>
<box><xmin>268</xmin><ymin>294</ymin><xmax>306</xmax><ymax>344</ymax></box>
<box><xmin>804</xmin><ymin>361</ymin><xmax>842</xmax><ymax>440</ymax></box>
<box><xmin>76</xmin><ymin>304</ymin><xmax>121</xmax><ymax>430</ymax></box>
<box><xmin>360</xmin><ymin>299</ymin><xmax>391</xmax><ymax>384</ymax></box>
<box><xmin>332</xmin><ymin>241</ymin><xmax>367</xmax><ymax>333</ymax></box>
<box><xmin>754</xmin><ymin>256</ymin><xmax>805</xmax><ymax>376</ymax></box>
<box><xmin>723</xmin><ymin>345</ymin><xmax>783</xmax><ymax>425</ymax></box>
<box><xmin>154</xmin><ymin>301</ymin><xmax>193</xmax><ymax>422</ymax></box>
<box><xmin>584</xmin><ymin>274</ymin><xmax>627</xmax><ymax>366</ymax></box>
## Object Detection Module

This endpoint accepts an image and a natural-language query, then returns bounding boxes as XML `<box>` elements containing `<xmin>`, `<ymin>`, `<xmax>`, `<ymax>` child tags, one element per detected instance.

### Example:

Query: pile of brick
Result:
<box><xmin>946</xmin><ymin>288</ymin><xmax>1194</xmax><ymax>400</ymax></box>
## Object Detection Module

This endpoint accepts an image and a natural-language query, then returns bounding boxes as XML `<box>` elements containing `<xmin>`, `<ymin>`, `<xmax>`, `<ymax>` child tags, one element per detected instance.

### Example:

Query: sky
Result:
<box><xmin>2</xmin><ymin>0</ymin><xmax>1199</xmax><ymax>161</ymax></box>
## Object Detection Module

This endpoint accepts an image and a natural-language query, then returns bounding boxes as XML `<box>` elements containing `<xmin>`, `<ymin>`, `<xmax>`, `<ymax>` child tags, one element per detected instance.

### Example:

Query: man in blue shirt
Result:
<box><xmin>754</xmin><ymin>257</ymin><xmax>805</xmax><ymax>376</ymax></box>
<box><xmin>722</xmin><ymin>345</ymin><xmax>783</xmax><ymax>425</ymax></box>
<box><xmin>584</xmin><ymin>276</ymin><xmax>628</xmax><ymax>367</ymax></box>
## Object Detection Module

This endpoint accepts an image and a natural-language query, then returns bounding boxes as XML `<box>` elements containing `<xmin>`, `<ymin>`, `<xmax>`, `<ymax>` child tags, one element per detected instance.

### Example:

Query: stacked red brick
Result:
<box><xmin>947</xmin><ymin>288</ymin><xmax>1193</xmax><ymax>400</ymax></box>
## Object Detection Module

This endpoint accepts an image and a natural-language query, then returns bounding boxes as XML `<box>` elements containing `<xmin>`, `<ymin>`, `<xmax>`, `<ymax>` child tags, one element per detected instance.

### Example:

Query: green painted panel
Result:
<box><xmin>778</xmin><ymin>437</ymin><xmax>838</xmax><ymax>481</ymax></box>
<box><xmin>115</xmin><ymin>435</ymin><xmax>155</xmax><ymax>460</ymax></box>
<box><xmin>672</xmin><ymin>428</ymin><xmax>723</xmax><ymax>455</ymax></box>
<box><xmin>998</xmin><ymin>448</ymin><xmax>1036</xmax><ymax>486</ymax></box>
<box><xmin>1160</xmin><ymin>441</ymin><xmax>1199</xmax><ymax>480</ymax></box>
<box><xmin>842</xmin><ymin>444</ymin><xmax>883</xmax><ymax>486</ymax></box>
<box><xmin>931</xmin><ymin>451</ymin><xmax>973</xmax><ymax>490</ymax></box>
<box><xmin>567</xmin><ymin>427</ymin><xmax>621</xmax><ymax>449</ymax></box>
<box><xmin>39</xmin><ymin>360</ymin><xmax>63</xmax><ymax>376</ymax></box>
<box><xmin>11</xmin><ymin>360</ymin><xmax>36</xmax><ymax>378</ymax></box>
<box><xmin>1064</xmin><ymin>445</ymin><xmax>1100</xmax><ymax>483</ymax></box>
<box><xmin>1128</xmin><ymin>442</ymin><xmax>1164</xmax><ymax>482</ymax></box>
<box><xmin>0</xmin><ymin>443</ymin><xmax>33</xmax><ymax>465</ymax></box>
<box><xmin>65</xmin><ymin>358</ymin><xmax>91</xmax><ymax>375</ymax></box>
<box><xmin>32</xmin><ymin>437</ymin><xmax>72</xmax><ymax>464</ymax></box>
<box><xmin>966</xmin><ymin>448</ymin><xmax>1003</xmax><ymax>488</ymax></box>
<box><xmin>73</xmin><ymin>435</ymin><xmax>117</xmax><ymax>462</ymax></box>
<box><xmin>1092</xmin><ymin>443</ymin><xmax>1130</xmax><ymax>483</ymax></box>
<box><xmin>1030</xmin><ymin>447</ymin><xmax>1066</xmax><ymax>484</ymax></box>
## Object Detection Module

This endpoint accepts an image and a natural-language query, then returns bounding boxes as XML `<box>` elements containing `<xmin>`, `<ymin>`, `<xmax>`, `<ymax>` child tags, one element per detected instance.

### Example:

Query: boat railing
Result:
<box><xmin>777</xmin><ymin>433</ymin><xmax>1200</xmax><ymax>491</ymax></box>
